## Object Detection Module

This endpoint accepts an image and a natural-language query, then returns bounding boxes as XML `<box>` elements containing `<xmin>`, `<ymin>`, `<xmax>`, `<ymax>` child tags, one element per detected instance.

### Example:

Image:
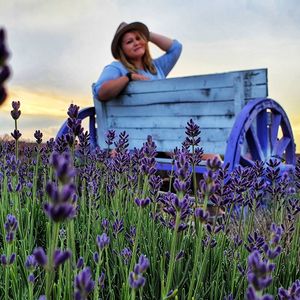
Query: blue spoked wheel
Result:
<box><xmin>224</xmin><ymin>98</ymin><xmax>296</xmax><ymax>173</ymax></box>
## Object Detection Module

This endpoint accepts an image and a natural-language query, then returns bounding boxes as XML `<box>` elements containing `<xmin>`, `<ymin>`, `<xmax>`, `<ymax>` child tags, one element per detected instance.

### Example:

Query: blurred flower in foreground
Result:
<box><xmin>0</xmin><ymin>28</ymin><xmax>10</xmax><ymax>105</ymax></box>
<box><xmin>74</xmin><ymin>267</ymin><xmax>95</xmax><ymax>300</ymax></box>
<box><xmin>129</xmin><ymin>254</ymin><xmax>150</xmax><ymax>289</ymax></box>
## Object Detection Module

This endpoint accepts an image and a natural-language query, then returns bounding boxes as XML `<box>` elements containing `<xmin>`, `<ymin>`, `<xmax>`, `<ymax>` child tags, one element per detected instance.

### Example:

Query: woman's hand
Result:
<box><xmin>149</xmin><ymin>32</ymin><xmax>173</xmax><ymax>51</ymax></box>
<box><xmin>131</xmin><ymin>73</ymin><xmax>149</xmax><ymax>81</ymax></box>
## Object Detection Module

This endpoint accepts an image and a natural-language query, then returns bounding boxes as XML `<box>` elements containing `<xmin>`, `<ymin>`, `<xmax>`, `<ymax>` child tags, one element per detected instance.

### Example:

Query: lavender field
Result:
<box><xmin>0</xmin><ymin>101</ymin><xmax>299</xmax><ymax>300</ymax></box>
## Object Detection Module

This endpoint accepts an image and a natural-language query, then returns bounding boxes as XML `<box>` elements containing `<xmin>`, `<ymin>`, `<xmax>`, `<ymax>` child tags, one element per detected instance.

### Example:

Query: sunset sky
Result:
<box><xmin>1</xmin><ymin>0</ymin><xmax>300</xmax><ymax>152</ymax></box>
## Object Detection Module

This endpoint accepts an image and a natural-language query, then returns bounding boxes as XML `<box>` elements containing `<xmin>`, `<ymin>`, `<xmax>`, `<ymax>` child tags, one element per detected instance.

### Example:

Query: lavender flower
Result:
<box><xmin>0</xmin><ymin>253</ymin><xmax>16</xmax><ymax>266</ymax></box>
<box><xmin>25</xmin><ymin>255</ymin><xmax>37</xmax><ymax>270</ymax></box>
<box><xmin>246</xmin><ymin>286</ymin><xmax>274</xmax><ymax>300</ymax></box>
<box><xmin>96</xmin><ymin>233</ymin><xmax>110</xmax><ymax>250</ymax></box>
<box><xmin>101</xmin><ymin>218</ymin><xmax>110</xmax><ymax>232</ymax></box>
<box><xmin>129</xmin><ymin>254</ymin><xmax>150</xmax><ymax>289</ymax></box>
<box><xmin>134</xmin><ymin>197</ymin><xmax>151</xmax><ymax>208</ymax></box>
<box><xmin>11</xmin><ymin>129</ymin><xmax>22</xmax><ymax>140</ymax></box>
<box><xmin>44</xmin><ymin>152</ymin><xmax>77</xmax><ymax>222</ymax></box>
<box><xmin>105</xmin><ymin>129</ymin><xmax>116</xmax><ymax>146</ymax></box>
<box><xmin>33</xmin><ymin>247</ymin><xmax>48</xmax><ymax>267</ymax></box>
<box><xmin>173</xmin><ymin>150</ymin><xmax>191</xmax><ymax>194</ymax></box>
<box><xmin>98</xmin><ymin>271</ymin><xmax>105</xmax><ymax>289</ymax></box>
<box><xmin>120</xmin><ymin>248</ymin><xmax>132</xmax><ymax>265</ymax></box>
<box><xmin>10</xmin><ymin>101</ymin><xmax>21</xmax><ymax>120</ymax></box>
<box><xmin>4</xmin><ymin>214</ymin><xmax>18</xmax><ymax>243</ymax></box>
<box><xmin>74</xmin><ymin>267</ymin><xmax>95</xmax><ymax>300</ymax></box>
<box><xmin>112</xmin><ymin>218</ymin><xmax>124</xmax><ymax>237</ymax></box>
<box><xmin>128</xmin><ymin>272</ymin><xmax>146</xmax><ymax>289</ymax></box>
<box><xmin>278</xmin><ymin>279</ymin><xmax>300</xmax><ymax>300</ymax></box>
<box><xmin>0</xmin><ymin>28</ymin><xmax>10</xmax><ymax>105</ymax></box>
<box><xmin>28</xmin><ymin>273</ymin><xmax>35</xmax><ymax>284</ymax></box>
<box><xmin>53</xmin><ymin>249</ymin><xmax>71</xmax><ymax>268</ymax></box>
<box><xmin>184</xmin><ymin>118</ymin><xmax>201</xmax><ymax>147</ymax></box>
<box><xmin>34</xmin><ymin>130</ymin><xmax>43</xmax><ymax>144</ymax></box>
<box><xmin>76</xmin><ymin>257</ymin><xmax>84</xmax><ymax>269</ymax></box>
<box><xmin>247</xmin><ymin>250</ymin><xmax>274</xmax><ymax>291</ymax></box>
<box><xmin>67</xmin><ymin>104</ymin><xmax>80</xmax><ymax>119</ymax></box>
<box><xmin>194</xmin><ymin>207</ymin><xmax>209</xmax><ymax>223</ymax></box>
<box><xmin>140</xmin><ymin>135</ymin><xmax>157</xmax><ymax>176</ymax></box>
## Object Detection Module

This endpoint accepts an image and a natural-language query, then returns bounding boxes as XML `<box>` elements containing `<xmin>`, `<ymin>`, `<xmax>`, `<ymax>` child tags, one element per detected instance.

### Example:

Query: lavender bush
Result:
<box><xmin>0</xmin><ymin>101</ymin><xmax>299</xmax><ymax>299</ymax></box>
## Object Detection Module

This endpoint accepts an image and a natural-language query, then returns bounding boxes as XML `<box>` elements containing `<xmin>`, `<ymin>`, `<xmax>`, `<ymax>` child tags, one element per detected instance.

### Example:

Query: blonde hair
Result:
<box><xmin>117</xmin><ymin>31</ymin><xmax>157</xmax><ymax>75</ymax></box>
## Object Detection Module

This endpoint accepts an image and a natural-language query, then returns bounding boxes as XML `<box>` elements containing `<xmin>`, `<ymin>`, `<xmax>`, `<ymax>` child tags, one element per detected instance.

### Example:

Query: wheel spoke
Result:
<box><xmin>256</xmin><ymin>109</ymin><xmax>269</xmax><ymax>156</ymax></box>
<box><xmin>245</xmin><ymin>125</ymin><xmax>265</xmax><ymax>161</ymax></box>
<box><xmin>272</xmin><ymin>136</ymin><xmax>291</xmax><ymax>158</ymax></box>
<box><xmin>270</xmin><ymin>113</ymin><xmax>282</xmax><ymax>150</ymax></box>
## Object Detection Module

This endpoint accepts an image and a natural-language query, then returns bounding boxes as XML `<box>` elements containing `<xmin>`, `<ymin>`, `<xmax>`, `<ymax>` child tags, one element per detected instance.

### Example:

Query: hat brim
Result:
<box><xmin>111</xmin><ymin>22</ymin><xmax>149</xmax><ymax>59</ymax></box>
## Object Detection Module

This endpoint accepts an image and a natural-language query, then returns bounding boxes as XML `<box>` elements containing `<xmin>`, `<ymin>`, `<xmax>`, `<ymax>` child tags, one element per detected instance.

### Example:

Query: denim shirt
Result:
<box><xmin>92</xmin><ymin>40</ymin><xmax>182</xmax><ymax>100</ymax></box>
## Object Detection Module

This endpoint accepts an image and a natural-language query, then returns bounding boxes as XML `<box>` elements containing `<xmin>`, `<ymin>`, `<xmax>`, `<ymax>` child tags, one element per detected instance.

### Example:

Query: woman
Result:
<box><xmin>92</xmin><ymin>21</ymin><xmax>182</xmax><ymax>101</ymax></box>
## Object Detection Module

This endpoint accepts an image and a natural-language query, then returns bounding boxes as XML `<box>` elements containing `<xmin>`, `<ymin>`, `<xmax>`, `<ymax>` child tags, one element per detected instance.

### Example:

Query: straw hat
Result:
<box><xmin>111</xmin><ymin>21</ymin><xmax>149</xmax><ymax>59</ymax></box>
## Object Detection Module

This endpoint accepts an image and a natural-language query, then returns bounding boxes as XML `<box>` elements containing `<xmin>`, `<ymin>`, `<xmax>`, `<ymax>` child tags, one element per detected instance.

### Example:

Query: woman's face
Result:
<box><xmin>121</xmin><ymin>31</ymin><xmax>146</xmax><ymax>61</ymax></box>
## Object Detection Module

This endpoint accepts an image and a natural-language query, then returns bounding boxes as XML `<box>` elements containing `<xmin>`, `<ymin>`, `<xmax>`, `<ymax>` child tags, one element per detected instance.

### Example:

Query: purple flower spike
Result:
<box><xmin>137</xmin><ymin>254</ymin><xmax>150</xmax><ymax>273</ymax></box>
<box><xmin>105</xmin><ymin>129</ymin><xmax>116</xmax><ymax>146</ymax></box>
<box><xmin>128</xmin><ymin>272</ymin><xmax>146</xmax><ymax>289</ymax></box>
<box><xmin>28</xmin><ymin>273</ymin><xmax>35</xmax><ymax>284</ymax></box>
<box><xmin>4</xmin><ymin>214</ymin><xmax>18</xmax><ymax>243</ymax></box>
<box><xmin>194</xmin><ymin>207</ymin><xmax>209</xmax><ymax>223</ymax></box>
<box><xmin>96</xmin><ymin>233</ymin><xmax>110</xmax><ymax>250</ymax></box>
<box><xmin>247</xmin><ymin>250</ymin><xmax>274</xmax><ymax>292</ymax></box>
<box><xmin>9</xmin><ymin>253</ymin><xmax>16</xmax><ymax>264</ymax></box>
<box><xmin>93</xmin><ymin>252</ymin><xmax>99</xmax><ymax>263</ymax></box>
<box><xmin>50</xmin><ymin>152</ymin><xmax>76</xmax><ymax>184</ymax></box>
<box><xmin>33</xmin><ymin>247</ymin><xmax>48</xmax><ymax>267</ymax></box>
<box><xmin>11</xmin><ymin>129</ymin><xmax>22</xmax><ymax>140</ymax></box>
<box><xmin>34</xmin><ymin>130</ymin><xmax>43</xmax><ymax>144</ymax></box>
<box><xmin>76</xmin><ymin>257</ymin><xmax>84</xmax><ymax>269</ymax></box>
<box><xmin>98</xmin><ymin>272</ymin><xmax>105</xmax><ymax>289</ymax></box>
<box><xmin>43</xmin><ymin>202</ymin><xmax>76</xmax><ymax>222</ymax></box>
<box><xmin>101</xmin><ymin>218</ymin><xmax>110</xmax><ymax>232</ymax></box>
<box><xmin>74</xmin><ymin>267</ymin><xmax>95</xmax><ymax>300</ymax></box>
<box><xmin>25</xmin><ymin>255</ymin><xmax>37</xmax><ymax>270</ymax></box>
<box><xmin>10</xmin><ymin>101</ymin><xmax>21</xmax><ymax>120</ymax></box>
<box><xmin>120</xmin><ymin>248</ymin><xmax>132</xmax><ymax>265</ymax></box>
<box><xmin>278</xmin><ymin>279</ymin><xmax>300</xmax><ymax>300</ymax></box>
<box><xmin>184</xmin><ymin>118</ymin><xmax>201</xmax><ymax>147</ymax></box>
<box><xmin>53</xmin><ymin>249</ymin><xmax>71</xmax><ymax>268</ymax></box>
<box><xmin>67</xmin><ymin>104</ymin><xmax>80</xmax><ymax>119</ymax></box>
<box><xmin>134</xmin><ymin>197</ymin><xmax>151</xmax><ymax>208</ymax></box>
<box><xmin>1</xmin><ymin>254</ymin><xmax>7</xmax><ymax>266</ymax></box>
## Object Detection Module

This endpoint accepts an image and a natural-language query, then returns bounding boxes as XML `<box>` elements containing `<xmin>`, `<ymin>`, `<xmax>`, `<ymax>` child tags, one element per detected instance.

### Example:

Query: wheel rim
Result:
<box><xmin>224</xmin><ymin>98</ymin><xmax>296</xmax><ymax>172</ymax></box>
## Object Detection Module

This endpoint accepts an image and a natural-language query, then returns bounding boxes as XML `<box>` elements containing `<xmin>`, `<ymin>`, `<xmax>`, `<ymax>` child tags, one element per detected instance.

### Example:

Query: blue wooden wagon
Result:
<box><xmin>57</xmin><ymin>68</ymin><xmax>296</xmax><ymax>173</ymax></box>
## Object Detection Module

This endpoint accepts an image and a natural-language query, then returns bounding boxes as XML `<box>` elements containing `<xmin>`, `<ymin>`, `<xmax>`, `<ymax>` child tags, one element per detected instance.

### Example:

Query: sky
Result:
<box><xmin>0</xmin><ymin>0</ymin><xmax>300</xmax><ymax>152</ymax></box>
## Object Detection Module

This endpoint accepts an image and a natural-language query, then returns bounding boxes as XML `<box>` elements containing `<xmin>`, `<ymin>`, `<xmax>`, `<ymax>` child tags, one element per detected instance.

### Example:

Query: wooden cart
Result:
<box><xmin>57</xmin><ymin>68</ymin><xmax>296</xmax><ymax>173</ymax></box>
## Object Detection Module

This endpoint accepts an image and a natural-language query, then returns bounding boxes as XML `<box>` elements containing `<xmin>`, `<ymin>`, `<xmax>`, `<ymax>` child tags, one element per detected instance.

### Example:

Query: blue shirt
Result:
<box><xmin>92</xmin><ymin>40</ymin><xmax>182</xmax><ymax>100</ymax></box>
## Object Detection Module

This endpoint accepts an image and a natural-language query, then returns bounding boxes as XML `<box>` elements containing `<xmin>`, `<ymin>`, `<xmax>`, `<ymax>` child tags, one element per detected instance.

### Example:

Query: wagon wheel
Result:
<box><xmin>224</xmin><ymin>98</ymin><xmax>296</xmax><ymax>173</ymax></box>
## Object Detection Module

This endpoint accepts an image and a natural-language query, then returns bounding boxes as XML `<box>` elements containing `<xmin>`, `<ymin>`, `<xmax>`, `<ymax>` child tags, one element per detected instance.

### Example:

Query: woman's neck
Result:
<box><xmin>131</xmin><ymin>59</ymin><xmax>144</xmax><ymax>70</ymax></box>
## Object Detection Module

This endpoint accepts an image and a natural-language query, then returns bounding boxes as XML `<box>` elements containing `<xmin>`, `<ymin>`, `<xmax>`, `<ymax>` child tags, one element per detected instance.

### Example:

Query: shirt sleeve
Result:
<box><xmin>92</xmin><ymin>63</ymin><xmax>124</xmax><ymax>99</ymax></box>
<box><xmin>153</xmin><ymin>40</ymin><xmax>182</xmax><ymax>77</ymax></box>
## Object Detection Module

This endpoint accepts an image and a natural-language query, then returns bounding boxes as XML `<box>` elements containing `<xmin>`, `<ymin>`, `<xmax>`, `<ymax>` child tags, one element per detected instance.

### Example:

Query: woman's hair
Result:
<box><xmin>117</xmin><ymin>31</ymin><xmax>157</xmax><ymax>75</ymax></box>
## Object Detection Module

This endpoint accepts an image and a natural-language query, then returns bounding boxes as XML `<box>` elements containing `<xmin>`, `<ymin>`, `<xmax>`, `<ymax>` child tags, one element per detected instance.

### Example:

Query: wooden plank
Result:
<box><xmin>121</xmin><ymin>68</ymin><xmax>267</xmax><ymax>94</ymax></box>
<box><xmin>242</xmin><ymin>69</ymin><xmax>267</xmax><ymax>85</ymax></box>
<box><xmin>108</xmin><ymin>84</ymin><xmax>267</xmax><ymax>107</ymax></box>
<box><xmin>117</xmin><ymin>128</ymin><xmax>231</xmax><ymax>142</ymax></box>
<box><xmin>107</xmin><ymin>115</ymin><xmax>235</xmax><ymax>129</ymax></box>
<box><xmin>107</xmin><ymin>101</ymin><xmax>235</xmax><ymax>117</ymax></box>
<box><xmin>233</xmin><ymin>71</ymin><xmax>245</xmax><ymax>115</ymax></box>
<box><xmin>245</xmin><ymin>84</ymin><xmax>268</xmax><ymax>100</ymax></box>
<box><xmin>126</xmin><ymin>139</ymin><xmax>227</xmax><ymax>154</ymax></box>
<box><xmin>108</xmin><ymin>87</ymin><xmax>235</xmax><ymax>106</ymax></box>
